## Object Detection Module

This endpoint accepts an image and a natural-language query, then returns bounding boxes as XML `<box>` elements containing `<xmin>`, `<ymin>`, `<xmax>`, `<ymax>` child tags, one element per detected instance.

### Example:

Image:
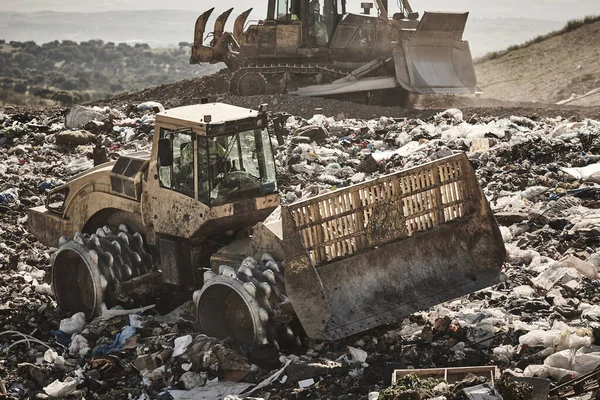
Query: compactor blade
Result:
<box><xmin>281</xmin><ymin>154</ymin><xmax>505</xmax><ymax>340</ymax></box>
<box><xmin>233</xmin><ymin>8</ymin><xmax>253</xmax><ymax>41</ymax></box>
<box><xmin>394</xmin><ymin>12</ymin><xmax>479</xmax><ymax>94</ymax></box>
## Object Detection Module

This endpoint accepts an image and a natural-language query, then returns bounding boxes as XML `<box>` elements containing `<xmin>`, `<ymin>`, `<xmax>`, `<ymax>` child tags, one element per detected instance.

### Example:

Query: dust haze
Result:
<box><xmin>2</xmin><ymin>0</ymin><xmax>599</xmax><ymax>55</ymax></box>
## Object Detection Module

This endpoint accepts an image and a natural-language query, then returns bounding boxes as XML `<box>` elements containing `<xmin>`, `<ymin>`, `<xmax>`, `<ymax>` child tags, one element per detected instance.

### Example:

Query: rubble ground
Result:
<box><xmin>101</xmin><ymin>69</ymin><xmax>600</xmax><ymax>121</ymax></box>
<box><xmin>4</xmin><ymin>99</ymin><xmax>600</xmax><ymax>400</ymax></box>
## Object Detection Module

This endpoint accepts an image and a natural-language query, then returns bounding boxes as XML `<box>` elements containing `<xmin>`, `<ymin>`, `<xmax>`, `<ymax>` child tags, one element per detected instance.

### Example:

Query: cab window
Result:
<box><xmin>277</xmin><ymin>0</ymin><xmax>288</xmax><ymax>20</ymax></box>
<box><xmin>199</xmin><ymin>128</ymin><xmax>277</xmax><ymax>206</ymax></box>
<box><xmin>158</xmin><ymin>128</ymin><xmax>194</xmax><ymax>198</ymax></box>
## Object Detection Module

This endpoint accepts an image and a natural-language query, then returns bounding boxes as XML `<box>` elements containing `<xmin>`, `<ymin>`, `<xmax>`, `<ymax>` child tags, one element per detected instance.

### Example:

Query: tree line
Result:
<box><xmin>0</xmin><ymin>39</ymin><xmax>214</xmax><ymax>105</ymax></box>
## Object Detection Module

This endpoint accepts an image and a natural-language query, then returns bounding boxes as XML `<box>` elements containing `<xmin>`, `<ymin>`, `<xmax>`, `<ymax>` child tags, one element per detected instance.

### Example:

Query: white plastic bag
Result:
<box><xmin>59</xmin><ymin>312</ymin><xmax>86</xmax><ymax>335</ymax></box>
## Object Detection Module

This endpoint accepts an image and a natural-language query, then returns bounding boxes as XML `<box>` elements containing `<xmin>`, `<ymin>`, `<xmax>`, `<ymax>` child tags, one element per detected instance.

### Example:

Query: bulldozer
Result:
<box><xmin>190</xmin><ymin>0</ymin><xmax>479</xmax><ymax>103</ymax></box>
<box><xmin>28</xmin><ymin>102</ymin><xmax>505</xmax><ymax>349</ymax></box>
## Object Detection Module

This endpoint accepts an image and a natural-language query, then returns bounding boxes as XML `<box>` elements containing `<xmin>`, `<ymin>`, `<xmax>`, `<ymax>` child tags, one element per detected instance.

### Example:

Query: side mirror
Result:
<box><xmin>158</xmin><ymin>138</ymin><xmax>173</xmax><ymax>167</ymax></box>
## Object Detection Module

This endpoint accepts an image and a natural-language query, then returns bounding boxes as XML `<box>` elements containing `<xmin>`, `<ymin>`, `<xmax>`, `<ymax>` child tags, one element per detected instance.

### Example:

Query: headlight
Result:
<box><xmin>256</xmin><ymin>118</ymin><xmax>265</xmax><ymax>127</ymax></box>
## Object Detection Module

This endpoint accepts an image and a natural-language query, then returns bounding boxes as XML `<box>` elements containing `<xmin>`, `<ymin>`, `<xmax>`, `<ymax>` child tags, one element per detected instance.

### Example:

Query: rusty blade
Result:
<box><xmin>233</xmin><ymin>8</ymin><xmax>253</xmax><ymax>41</ymax></box>
<box><xmin>193</xmin><ymin>8</ymin><xmax>215</xmax><ymax>45</ymax></box>
<box><xmin>213</xmin><ymin>8</ymin><xmax>234</xmax><ymax>44</ymax></box>
<box><xmin>393</xmin><ymin>12</ymin><xmax>478</xmax><ymax>94</ymax></box>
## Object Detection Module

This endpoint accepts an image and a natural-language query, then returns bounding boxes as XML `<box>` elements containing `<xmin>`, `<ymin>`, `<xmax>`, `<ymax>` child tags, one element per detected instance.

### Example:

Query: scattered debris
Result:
<box><xmin>3</xmin><ymin>102</ymin><xmax>600</xmax><ymax>399</ymax></box>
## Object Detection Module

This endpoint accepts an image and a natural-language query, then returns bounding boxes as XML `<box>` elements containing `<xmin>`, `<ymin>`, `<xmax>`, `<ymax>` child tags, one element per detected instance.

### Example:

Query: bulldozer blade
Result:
<box><xmin>394</xmin><ymin>12</ymin><xmax>478</xmax><ymax>95</ymax></box>
<box><xmin>190</xmin><ymin>8</ymin><xmax>215</xmax><ymax>64</ymax></box>
<box><xmin>292</xmin><ymin>76</ymin><xmax>398</xmax><ymax>97</ymax></box>
<box><xmin>233</xmin><ymin>8</ymin><xmax>253</xmax><ymax>41</ymax></box>
<box><xmin>212</xmin><ymin>8</ymin><xmax>234</xmax><ymax>46</ymax></box>
<box><xmin>281</xmin><ymin>153</ymin><xmax>505</xmax><ymax>340</ymax></box>
<box><xmin>293</xmin><ymin>57</ymin><xmax>396</xmax><ymax>97</ymax></box>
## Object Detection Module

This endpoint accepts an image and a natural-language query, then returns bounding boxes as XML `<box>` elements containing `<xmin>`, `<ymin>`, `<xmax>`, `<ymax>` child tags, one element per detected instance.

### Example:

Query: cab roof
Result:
<box><xmin>156</xmin><ymin>103</ymin><xmax>259</xmax><ymax>126</ymax></box>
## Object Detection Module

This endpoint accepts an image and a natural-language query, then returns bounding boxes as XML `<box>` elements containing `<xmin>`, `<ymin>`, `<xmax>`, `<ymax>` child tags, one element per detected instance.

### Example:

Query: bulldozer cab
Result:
<box><xmin>271</xmin><ymin>0</ymin><xmax>346</xmax><ymax>47</ymax></box>
<box><xmin>145</xmin><ymin>103</ymin><xmax>280</xmax><ymax>249</ymax></box>
<box><xmin>156</xmin><ymin>109</ymin><xmax>278</xmax><ymax>207</ymax></box>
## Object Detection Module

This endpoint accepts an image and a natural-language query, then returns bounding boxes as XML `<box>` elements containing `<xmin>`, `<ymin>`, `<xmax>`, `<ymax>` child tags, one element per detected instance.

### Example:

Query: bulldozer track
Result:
<box><xmin>229</xmin><ymin>64</ymin><xmax>348</xmax><ymax>96</ymax></box>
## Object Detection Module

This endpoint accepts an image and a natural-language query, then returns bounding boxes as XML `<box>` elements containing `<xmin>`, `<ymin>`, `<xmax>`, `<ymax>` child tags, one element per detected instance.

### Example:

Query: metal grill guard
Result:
<box><xmin>288</xmin><ymin>154</ymin><xmax>471</xmax><ymax>266</ymax></box>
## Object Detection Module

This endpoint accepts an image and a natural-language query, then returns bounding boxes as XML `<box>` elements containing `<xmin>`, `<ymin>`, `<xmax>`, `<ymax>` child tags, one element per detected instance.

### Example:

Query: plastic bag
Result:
<box><xmin>59</xmin><ymin>312</ymin><xmax>86</xmax><ymax>335</ymax></box>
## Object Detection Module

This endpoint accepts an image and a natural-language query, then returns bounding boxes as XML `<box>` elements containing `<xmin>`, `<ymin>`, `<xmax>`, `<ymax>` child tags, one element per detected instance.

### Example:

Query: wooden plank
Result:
<box><xmin>301</xmin><ymin>206</ymin><xmax>314</xmax><ymax>262</ymax></box>
<box><xmin>332</xmin><ymin>197</ymin><xmax>344</xmax><ymax>257</ymax></box>
<box><xmin>440</xmin><ymin>164</ymin><xmax>450</xmax><ymax>220</ymax></box>
<box><xmin>302</xmin><ymin>206</ymin><xmax>318</xmax><ymax>263</ymax></box>
<box><xmin>324</xmin><ymin>198</ymin><xmax>337</xmax><ymax>259</ymax></box>
<box><xmin>295</xmin><ymin>207</ymin><xmax>309</xmax><ymax>252</ymax></box>
<box><xmin>414</xmin><ymin>172</ymin><xmax>424</xmax><ymax>229</ymax></box>
<box><xmin>339</xmin><ymin>193</ymin><xmax>351</xmax><ymax>254</ymax></box>
<box><xmin>447</xmin><ymin>163</ymin><xmax>458</xmax><ymax>218</ymax></box>
<box><xmin>333</xmin><ymin>195</ymin><xmax>348</xmax><ymax>256</ymax></box>
<box><xmin>430</xmin><ymin>167</ymin><xmax>445</xmax><ymax>224</ymax></box>
<box><xmin>351</xmin><ymin>190</ymin><xmax>366</xmax><ymax>250</ymax></box>
<box><xmin>341</xmin><ymin>193</ymin><xmax>354</xmax><ymax>254</ymax></box>
<box><xmin>404</xmin><ymin>176</ymin><xmax>415</xmax><ymax>234</ymax></box>
<box><xmin>411</xmin><ymin>175</ymin><xmax>423</xmax><ymax>231</ymax></box>
<box><xmin>364</xmin><ymin>186</ymin><xmax>373</xmax><ymax>227</ymax></box>
<box><xmin>405</xmin><ymin>177</ymin><xmax>415</xmax><ymax>235</ymax></box>
<box><xmin>419</xmin><ymin>170</ymin><xmax>431</xmax><ymax>228</ymax></box>
<box><xmin>390</xmin><ymin>177</ymin><xmax>403</xmax><ymax>230</ymax></box>
<box><xmin>309</xmin><ymin>203</ymin><xmax>326</xmax><ymax>263</ymax></box>
<box><xmin>319</xmin><ymin>200</ymin><xmax>330</xmax><ymax>260</ymax></box>
<box><xmin>399</xmin><ymin>176</ymin><xmax>411</xmax><ymax>235</ymax></box>
<box><xmin>421</xmin><ymin>171</ymin><xmax>431</xmax><ymax>228</ymax></box>
<box><xmin>426</xmin><ymin>169</ymin><xmax>436</xmax><ymax>227</ymax></box>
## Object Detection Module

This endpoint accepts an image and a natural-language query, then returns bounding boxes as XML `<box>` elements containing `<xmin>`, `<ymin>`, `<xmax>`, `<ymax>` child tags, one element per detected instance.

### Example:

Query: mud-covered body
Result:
<box><xmin>28</xmin><ymin>103</ymin><xmax>280</xmax><ymax>289</ymax></box>
<box><xmin>29</xmin><ymin>155</ymin><xmax>148</xmax><ymax>247</ymax></box>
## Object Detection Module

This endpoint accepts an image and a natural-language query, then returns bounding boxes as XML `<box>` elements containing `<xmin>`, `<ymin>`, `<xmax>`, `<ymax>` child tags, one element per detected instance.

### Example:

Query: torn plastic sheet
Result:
<box><xmin>167</xmin><ymin>381</ymin><xmax>253</xmax><ymax>400</ymax></box>
<box><xmin>463</xmin><ymin>383</ymin><xmax>503</xmax><ymax>400</ymax></box>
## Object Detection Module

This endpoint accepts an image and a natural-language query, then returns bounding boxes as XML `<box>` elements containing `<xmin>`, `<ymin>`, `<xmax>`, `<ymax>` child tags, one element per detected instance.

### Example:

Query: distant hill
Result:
<box><xmin>0</xmin><ymin>39</ymin><xmax>219</xmax><ymax>105</ymax></box>
<box><xmin>475</xmin><ymin>16</ymin><xmax>600</xmax><ymax>106</ymax></box>
<box><xmin>3</xmin><ymin>0</ymin><xmax>600</xmax><ymax>22</ymax></box>
<box><xmin>0</xmin><ymin>10</ymin><xmax>563</xmax><ymax>57</ymax></box>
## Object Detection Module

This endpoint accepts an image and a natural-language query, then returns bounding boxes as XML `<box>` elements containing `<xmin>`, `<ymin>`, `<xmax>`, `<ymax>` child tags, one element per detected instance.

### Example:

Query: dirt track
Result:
<box><xmin>102</xmin><ymin>18</ymin><xmax>600</xmax><ymax>120</ymax></box>
<box><xmin>103</xmin><ymin>70</ymin><xmax>600</xmax><ymax>121</ymax></box>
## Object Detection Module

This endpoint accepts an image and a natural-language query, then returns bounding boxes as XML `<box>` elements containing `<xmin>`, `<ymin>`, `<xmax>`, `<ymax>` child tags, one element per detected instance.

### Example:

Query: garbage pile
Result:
<box><xmin>3</xmin><ymin>101</ymin><xmax>600</xmax><ymax>399</ymax></box>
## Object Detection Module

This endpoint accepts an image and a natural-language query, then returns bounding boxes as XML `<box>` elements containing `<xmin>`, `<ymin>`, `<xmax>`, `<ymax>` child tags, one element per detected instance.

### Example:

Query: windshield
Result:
<box><xmin>198</xmin><ymin>128</ymin><xmax>277</xmax><ymax>206</ymax></box>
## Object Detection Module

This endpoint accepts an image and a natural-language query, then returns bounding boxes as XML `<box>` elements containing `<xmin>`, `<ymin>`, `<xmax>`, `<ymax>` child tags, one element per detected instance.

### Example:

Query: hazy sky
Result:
<box><xmin>3</xmin><ymin>0</ymin><xmax>600</xmax><ymax>22</ymax></box>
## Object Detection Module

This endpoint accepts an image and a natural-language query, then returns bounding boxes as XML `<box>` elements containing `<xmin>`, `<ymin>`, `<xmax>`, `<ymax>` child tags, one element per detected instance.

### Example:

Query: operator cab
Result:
<box><xmin>272</xmin><ymin>0</ymin><xmax>346</xmax><ymax>46</ymax></box>
<box><xmin>155</xmin><ymin>103</ymin><xmax>277</xmax><ymax>207</ymax></box>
